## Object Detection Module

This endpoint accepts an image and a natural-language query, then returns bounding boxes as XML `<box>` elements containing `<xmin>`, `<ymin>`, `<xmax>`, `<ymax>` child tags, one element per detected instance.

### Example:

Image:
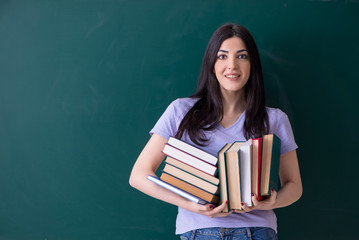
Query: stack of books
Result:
<box><xmin>147</xmin><ymin>137</ymin><xmax>220</xmax><ymax>205</ymax></box>
<box><xmin>147</xmin><ymin>134</ymin><xmax>281</xmax><ymax>210</ymax></box>
<box><xmin>219</xmin><ymin>134</ymin><xmax>281</xmax><ymax>212</ymax></box>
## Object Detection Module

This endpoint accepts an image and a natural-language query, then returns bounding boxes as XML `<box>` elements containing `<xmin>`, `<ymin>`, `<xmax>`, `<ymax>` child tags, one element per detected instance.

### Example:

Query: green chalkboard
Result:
<box><xmin>0</xmin><ymin>0</ymin><xmax>358</xmax><ymax>239</ymax></box>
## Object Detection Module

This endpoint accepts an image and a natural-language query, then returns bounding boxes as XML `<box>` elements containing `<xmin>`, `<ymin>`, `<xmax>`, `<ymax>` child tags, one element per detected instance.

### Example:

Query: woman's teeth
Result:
<box><xmin>225</xmin><ymin>75</ymin><xmax>239</xmax><ymax>78</ymax></box>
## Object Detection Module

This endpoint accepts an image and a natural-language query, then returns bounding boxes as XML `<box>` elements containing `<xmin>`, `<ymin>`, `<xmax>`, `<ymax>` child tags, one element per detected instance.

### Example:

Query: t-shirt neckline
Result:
<box><xmin>219</xmin><ymin>110</ymin><xmax>246</xmax><ymax>130</ymax></box>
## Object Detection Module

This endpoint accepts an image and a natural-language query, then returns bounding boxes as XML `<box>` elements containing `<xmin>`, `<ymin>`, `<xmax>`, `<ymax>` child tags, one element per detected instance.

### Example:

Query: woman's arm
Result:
<box><xmin>274</xmin><ymin>149</ymin><xmax>303</xmax><ymax>208</ymax></box>
<box><xmin>129</xmin><ymin>133</ymin><xmax>231</xmax><ymax>217</ymax></box>
<box><xmin>240</xmin><ymin>149</ymin><xmax>302</xmax><ymax>212</ymax></box>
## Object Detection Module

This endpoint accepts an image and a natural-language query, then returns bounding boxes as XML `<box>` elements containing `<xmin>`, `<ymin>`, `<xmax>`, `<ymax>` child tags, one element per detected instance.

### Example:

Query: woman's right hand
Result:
<box><xmin>184</xmin><ymin>200</ymin><xmax>233</xmax><ymax>218</ymax></box>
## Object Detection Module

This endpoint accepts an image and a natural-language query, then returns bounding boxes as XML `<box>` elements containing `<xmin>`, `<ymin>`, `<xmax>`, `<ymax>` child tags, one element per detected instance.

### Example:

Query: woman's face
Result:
<box><xmin>214</xmin><ymin>36</ymin><xmax>251</xmax><ymax>95</ymax></box>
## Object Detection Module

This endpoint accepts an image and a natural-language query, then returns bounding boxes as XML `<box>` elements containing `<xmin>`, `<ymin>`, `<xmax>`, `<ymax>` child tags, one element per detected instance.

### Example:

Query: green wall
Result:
<box><xmin>0</xmin><ymin>0</ymin><xmax>358</xmax><ymax>239</ymax></box>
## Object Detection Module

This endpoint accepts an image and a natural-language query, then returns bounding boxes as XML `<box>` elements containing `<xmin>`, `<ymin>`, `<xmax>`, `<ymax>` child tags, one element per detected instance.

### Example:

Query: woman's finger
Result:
<box><xmin>251</xmin><ymin>193</ymin><xmax>259</xmax><ymax>207</ymax></box>
<box><xmin>240</xmin><ymin>202</ymin><xmax>254</xmax><ymax>213</ymax></box>
<box><xmin>270</xmin><ymin>189</ymin><xmax>277</xmax><ymax>200</ymax></box>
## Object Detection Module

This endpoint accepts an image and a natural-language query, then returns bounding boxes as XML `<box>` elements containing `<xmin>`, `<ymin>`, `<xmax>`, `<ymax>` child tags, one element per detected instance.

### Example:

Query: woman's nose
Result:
<box><xmin>227</xmin><ymin>57</ymin><xmax>238</xmax><ymax>70</ymax></box>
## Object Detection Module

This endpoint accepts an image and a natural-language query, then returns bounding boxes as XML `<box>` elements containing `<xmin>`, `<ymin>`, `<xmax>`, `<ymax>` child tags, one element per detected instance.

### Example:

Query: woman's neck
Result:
<box><xmin>221</xmin><ymin>90</ymin><xmax>246</xmax><ymax>115</ymax></box>
<box><xmin>219</xmin><ymin>90</ymin><xmax>246</xmax><ymax>128</ymax></box>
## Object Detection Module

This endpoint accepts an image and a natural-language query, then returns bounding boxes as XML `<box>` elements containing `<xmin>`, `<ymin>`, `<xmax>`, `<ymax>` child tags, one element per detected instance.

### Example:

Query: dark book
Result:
<box><xmin>217</xmin><ymin>143</ymin><xmax>233</xmax><ymax>213</ymax></box>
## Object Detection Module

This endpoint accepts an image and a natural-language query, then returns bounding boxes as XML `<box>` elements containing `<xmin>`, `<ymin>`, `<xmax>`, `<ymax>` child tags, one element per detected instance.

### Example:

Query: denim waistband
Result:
<box><xmin>180</xmin><ymin>227</ymin><xmax>277</xmax><ymax>240</ymax></box>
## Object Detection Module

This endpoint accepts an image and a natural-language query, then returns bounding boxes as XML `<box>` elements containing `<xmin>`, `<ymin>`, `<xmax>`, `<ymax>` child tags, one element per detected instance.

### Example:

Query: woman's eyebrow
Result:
<box><xmin>218</xmin><ymin>49</ymin><xmax>248</xmax><ymax>53</ymax></box>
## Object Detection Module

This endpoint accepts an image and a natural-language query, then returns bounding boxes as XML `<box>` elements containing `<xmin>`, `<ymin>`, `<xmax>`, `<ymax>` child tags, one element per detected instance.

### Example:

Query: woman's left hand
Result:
<box><xmin>234</xmin><ymin>189</ymin><xmax>277</xmax><ymax>213</ymax></box>
<box><xmin>235</xmin><ymin>150</ymin><xmax>303</xmax><ymax>213</ymax></box>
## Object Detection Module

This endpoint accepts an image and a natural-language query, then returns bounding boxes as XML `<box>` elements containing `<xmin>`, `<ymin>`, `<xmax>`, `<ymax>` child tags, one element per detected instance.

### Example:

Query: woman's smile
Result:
<box><xmin>225</xmin><ymin>73</ymin><xmax>241</xmax><ymax>80</ymax></box>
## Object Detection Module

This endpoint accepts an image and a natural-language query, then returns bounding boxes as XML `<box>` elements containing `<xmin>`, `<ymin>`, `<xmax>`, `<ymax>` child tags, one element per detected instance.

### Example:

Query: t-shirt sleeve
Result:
<box><xmin>271</xmin><ymin>109</ymin><xmax>298</xmax><ymax>155</ymax></box>
<box><xmin>149</xmin><ymin>100</ymin><xmax>180</xmax><ymax>140</ymax></box>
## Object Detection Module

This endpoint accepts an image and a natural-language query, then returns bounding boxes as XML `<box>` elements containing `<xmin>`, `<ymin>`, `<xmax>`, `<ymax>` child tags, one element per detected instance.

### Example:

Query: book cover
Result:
<box><xmin>160</xmin><ymin>173</ymin><xmax>219</xmax><ymax>204</ymax></box>
<box><xmin>225</xmin><ymin>141</ymin><xmax>244</xmax><ymax>210</ymax></box>
<box><xmin>162</xmin><ymin>144</ymin><xmax>218</xmax><ymax>176</ymax></box>
<box><xmin>239</xmin><ymin>139</ymin><xmax>252</xmax><ymax>207</ymax></box>
<box><xmin>252</xmin><ymin>138</ymin><xmax>263</xmax><ymax>201</ymax></box>
<box><xmin>168</xmin><ymin>137</ymin><xmax>218</xmax><ymax>165</ymax></box>
<box><xmin>147</xmin><ymin>175</ymin><xmax>207</xmax><ymax>205</ymax></box>
<box><xmin>260</xmin><ymin>134</ymin><xmax>281</xmax><ymax>196</ymax></box>
<box><xmin>162</xmin><ymin>163</ymin><xmax>219</xmax><ymax>195</ymax></box>
<box><xmin>165</xmin><ymin>156</ymin><xmax>219</xmax><ymax>185</ymax></box>
<box><xmin>217</xmin><ymin>143</ymin><xmax>233</xmax><ymax>213</ymax></box>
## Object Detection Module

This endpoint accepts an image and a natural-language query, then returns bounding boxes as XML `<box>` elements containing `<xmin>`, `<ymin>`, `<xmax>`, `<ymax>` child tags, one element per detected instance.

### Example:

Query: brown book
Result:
<box><xmin>260</xmin><ymin>134</ymin><xmax>281</xmax><ymax>196</ymax></box>
<box><xmin>225</xmin><ymin>141</ymin><xmax>244</xmax><ymax>210</ymax></box>
<box><xmin>162</xmin><ymin>164</ymin><xmax>219</xmax><ymax>194</ymax></box>
<box><xmin>160</xmin><ymin>172</ymin><xmax>219</xmax><ymax>205</ymax></box>
<box><xmin>165</xmin><ymin>157</ymin><xmax>219</xmax><ymax>185</ymax></box>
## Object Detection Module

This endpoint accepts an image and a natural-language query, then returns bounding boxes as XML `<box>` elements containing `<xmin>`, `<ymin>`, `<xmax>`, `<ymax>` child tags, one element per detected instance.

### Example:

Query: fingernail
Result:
<box><xmin>251</xmin><ymin>193</ymin><xmax>254</xmax><ymax>197</ymax></box>
<box><xmin>209</xmin><ymin>205</ymin><xmax>214</xmax><ymax>209</ymax></box>
<box><xmin>225</xmin><ymin>201</ymin><xmax>228</xmax><ymax>204</ymax></box>
<box><xmin>241</xmin><ymin>202</ymin><xmax>244</xmax><ymax>206</ymax></box>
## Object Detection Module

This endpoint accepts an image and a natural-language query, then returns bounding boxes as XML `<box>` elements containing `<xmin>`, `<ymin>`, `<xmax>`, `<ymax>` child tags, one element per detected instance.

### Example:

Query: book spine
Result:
<box><xmin>237</xmin><ymin>151</ymin><xmax>242</xmax><ymax>210</ymax></box>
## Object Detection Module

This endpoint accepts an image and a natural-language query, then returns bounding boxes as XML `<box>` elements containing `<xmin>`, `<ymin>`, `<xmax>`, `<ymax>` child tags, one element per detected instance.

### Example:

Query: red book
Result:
<box><xmin>252</xmin><ymin>138</ymin><xmax>263</xmax><ymax>201</ymax></box>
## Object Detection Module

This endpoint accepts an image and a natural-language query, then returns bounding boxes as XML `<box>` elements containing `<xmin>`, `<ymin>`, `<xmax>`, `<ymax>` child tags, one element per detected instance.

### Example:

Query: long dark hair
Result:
<box><xmin>176</xmin><ymin>23</ymin><xmax>269</xmax><ymax>145</ymax></box>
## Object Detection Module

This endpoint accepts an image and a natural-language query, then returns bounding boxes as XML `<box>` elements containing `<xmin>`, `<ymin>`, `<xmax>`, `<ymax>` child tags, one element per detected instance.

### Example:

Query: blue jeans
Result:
<box><xmin>180</xmin><ymin>227</ymin><xmax>277</xmax><ymax>240</ymax></box>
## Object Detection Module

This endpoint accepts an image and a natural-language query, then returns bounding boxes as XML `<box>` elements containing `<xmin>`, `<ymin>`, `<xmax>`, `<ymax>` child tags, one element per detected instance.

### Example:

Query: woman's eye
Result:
<box><xmin>217</xmin><ymin>55</ymin><xmax>226</xmax><ymax>60</ymax></box>
<box><xmin>238</xmin><ymin>54</ymin><xmax>248</xmax><ymax>59</ymax></box>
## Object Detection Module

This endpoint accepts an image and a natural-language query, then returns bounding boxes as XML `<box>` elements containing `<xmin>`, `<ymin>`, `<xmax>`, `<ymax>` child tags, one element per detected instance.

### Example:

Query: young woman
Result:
<box><xmin>129</xmin><ymin>23</ymin><xmax>302</xmax><ymax>240</ymax></box>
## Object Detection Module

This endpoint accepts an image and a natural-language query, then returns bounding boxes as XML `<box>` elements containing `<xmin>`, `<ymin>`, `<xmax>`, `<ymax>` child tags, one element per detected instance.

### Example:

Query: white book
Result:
<box><xmin>168</xmin><ymin>137</ymin><xmax>218</xmax><ymax>165</ymax></box>
<box><xmin>240</xmin><ymin>139</ymin><xmax>253</xmax><ymax>207</ymax></box>
<box><xmin>147</xmin><ymin>175</ymin><xmax>207</xmax><ymax>205</ymax></box>
<box><xmin>162</xmin><ymin>144</ymin><xmax>218</xmax><ymax>176</ymax></box>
